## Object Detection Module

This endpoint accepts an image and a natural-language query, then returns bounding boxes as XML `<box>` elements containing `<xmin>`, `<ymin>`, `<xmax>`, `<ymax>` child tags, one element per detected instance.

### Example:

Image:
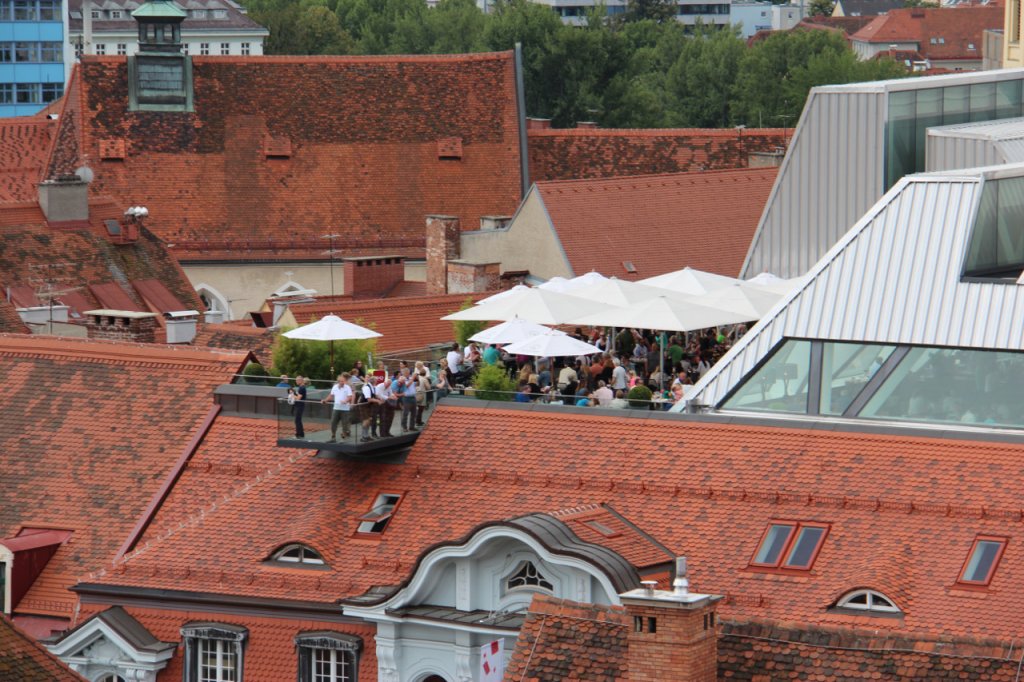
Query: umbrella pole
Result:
<box><xmin>330</xmin><ymin>340</ymin><xmax>335</xmax><ymax>377</ymax></box>
<box><xmin>660</xmin><ymin>331</ymin><xmax>666</xmax><ymax>394</ymax></box>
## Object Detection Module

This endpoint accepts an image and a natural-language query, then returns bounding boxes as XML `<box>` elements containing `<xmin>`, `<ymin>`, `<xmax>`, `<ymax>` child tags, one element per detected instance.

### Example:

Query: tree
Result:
<box><xmin>451</xmin><ymin>298</ymin><xmax>486</xmax><ymax>347</ymax></box>
<box><xmin>272</xmin><ymin>324</ymin><xmax>377</xmax><ymax>383</ymax></box>
<box><xmin>808</xmin><ymin>0</ymin><xmax>834</xmax><ymax>16</ymax></box>
<box><xmin>666</xmin><ymin>24</ymin><xmax>745</xmax><ymax>126</ymax></box>
<box><xmin>624</xmin><ymin>0</ymin><xmax>677</xmax><ymax>23</ymax></box>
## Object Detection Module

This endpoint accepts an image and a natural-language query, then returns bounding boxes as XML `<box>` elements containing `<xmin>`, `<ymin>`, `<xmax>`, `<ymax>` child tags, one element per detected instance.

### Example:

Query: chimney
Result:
<box><xmin>84</xmin><ymin>310</ymin><xmax>159</xmax><ymax>343</ymax></box>
<box><xmin>526</xmin><ymin>118</ymin><xmax>552</xmax><ymax>130</ymax></box>
<box><xmin>619</xmin><ymin>557</ymin><xmax>723</xmax><ymax>682</ymax></box>
<box><xmin>342</xmin><ymin>256</ymin><xmax>405</xmax><ymax>298</ymax></box>
<box><xmin>479</xmin><ymin>216</ymin><xmax>512</xmax><ymax>231</ymax></box>
<box><xmin>38</xmin><ymin>175</ymin><xmax>89</xmax><ymax>223</ymax></box>
<box><xmin>576</xmin><ymin>121</ymin><xmax>599</xmax><ymax>129</ymax></box>
<box><xmin>447</xmin><ymin>261</ymin><xmax>500</xmax><ymax>294</ymax></box>
<box><xmin>164</xmin><ymin>310</ymin><xmax>199</xmax><ymax>343</ymax></box>
<box><xmin>425</xmin><ymin>215</ymin><xmax>460</xmax><ymax>296</ymax></box>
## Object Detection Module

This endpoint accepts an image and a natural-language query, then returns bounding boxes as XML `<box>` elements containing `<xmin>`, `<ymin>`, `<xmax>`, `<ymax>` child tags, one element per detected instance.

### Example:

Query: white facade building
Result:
<box><xmin>730</xmin><ymin>1</ymin><xmax>773</xmax><ymax>37</ymax></box>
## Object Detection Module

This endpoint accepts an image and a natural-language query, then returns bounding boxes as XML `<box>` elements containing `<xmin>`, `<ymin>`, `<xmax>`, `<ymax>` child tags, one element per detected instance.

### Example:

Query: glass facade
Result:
<box><xmin>885</xmin><ymin>78</ymin><xmax>1024</xmax><ymax>189</ymax></box>
<box><xmin>723</xmin><ymin>339</ymin><xmax>1024</xmax><ymax>430</ymax></box>
<box><xmin>963</xmin><ymin>175</ymin><xmax>1024</xmax><ymax>279</ymax></box>
<box><xmin>0</xmin><ymin>0</ymin><xmax>65</xmax><ymax>116</ymax></box>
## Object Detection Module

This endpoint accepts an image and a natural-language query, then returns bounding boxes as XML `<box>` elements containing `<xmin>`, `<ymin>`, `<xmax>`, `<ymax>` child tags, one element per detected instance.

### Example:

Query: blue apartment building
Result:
<box><xmin>0</xmin><ymin>0</ymin><xmax>69</xmax><ymax>116</ymax></box>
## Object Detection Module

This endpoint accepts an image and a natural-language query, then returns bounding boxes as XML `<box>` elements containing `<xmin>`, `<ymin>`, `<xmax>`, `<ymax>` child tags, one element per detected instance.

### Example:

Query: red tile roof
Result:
<box><xmin>0</xmin><ymin>335</ymin><xmax>246</xmax><ymax>619</ymax></box>
<box><xmin>851</xmin><ymin>6</ymin><xmax>1003</xmax><ymax>59</ymax></box>
<box><xmin>132</xmin><ymin>279</ymin><xmax>189</xmax><ymax>314</ymax></box>
<box><xmin>0</xmin><ymin>616</ymin><xmax>85</xmax><ymax>681</ymax></box>
<box><xmin>535</xmin><ymin>169</ymin><xmax>778</xmax><ymax>279</ymax></box>
<box><xmin>48</xmin><ymin>54</ymin><xmax>524</xmax><ymax>262</ymax></box>
<box><xmin>0</xmin><ymin>297</ymin><xmax>29</xmax><ymax>334</ymax></box>
<box><xmin>0</xmin><ymin>200</ymin><xmax>202</xmax><ymax>319</ymax></box>
<box><xmin>527</xmin><ymin>128</ymin><xmax>789</xmax><ymax>182</ymax></box>
<box><xmin>503</xmin><ymin>595</ymin><xmax>629</xmax><ymax>682</ymax></box>
<box><xmin>87</xmin><ymin>405</ymin><xmax>1024</xmax><ymax>644</ymax></box>
<box><xmin>796</xmin><ymin>15</ymin><xmax>876</xmax><ymax>38</ymax></box>
<box><xmin>287</xmin><ymin>292</ymin><xmax>486</xmax><ymax>354</ymax></box>
<box><xmin>190</xmin><ymin>323</ymin><xmax>277</xmax><ymax>364</ymax></box>
<box><xmin>0</xmin><ymin>118</ymin><xmax>55</xmax><ymax>203</ymax></box>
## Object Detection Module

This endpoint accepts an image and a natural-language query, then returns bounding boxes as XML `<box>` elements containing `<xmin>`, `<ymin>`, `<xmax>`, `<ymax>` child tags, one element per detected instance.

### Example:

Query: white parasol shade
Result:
<box><xmin>535</xmin><ymin>276</ymin><xmax>572</xmax><ymax>293</ymax></box>
<box><xmin>744</xmin><ymin>272</ymin><xmax>807</xmax><ymax>296</ymax></box>
<box><xmin>469</xmin><ymin>317</ymin><xmax>566</xmax><ymax>345</ymax></box>
<box><xmin>442</xmin><ymin>288</ymin><xmax>608</xmax><ymax>325</ymax></box>
<box><xmin>569</xmin><ymin>295</ymin><xmax>751</xmax><ymax>332</ymax></box>
<box><xmin>566</xmin><ymin>277</ymin><xmax>679</xmax><ymax>307</ymax></box>
<box><xmin>687</xmin><ymin>283</ymin><xmax>785</xmax><ymax>319</ymax></box>
<box><xmin>283</xmin><ymin>314</ymin><xmax>382</xmax><ymax>341</ymax></box>
<box><xmin>637</xmin><ymin>267</ymin><xmax>739</xmax><ymax>295</ymax></box>
<box><xmin>501</xmin><ymin>330</ymin><xmax>602</xmax><ymax>357</ymax></box>
<box><xmin>475</xmin><ymin>284</ymin><xmax>531</xmax><ymax>306</ymax></box>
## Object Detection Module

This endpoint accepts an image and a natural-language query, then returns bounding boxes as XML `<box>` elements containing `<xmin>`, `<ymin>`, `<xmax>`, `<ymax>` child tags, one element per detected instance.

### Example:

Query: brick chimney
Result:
<box><xmin>425</xmin><ymin>215</ymin><xmax>460</xmax><ymax>296</ymax></box>
<box><xmin>447</xmin><ymin>261</ymin><xmax>500</xmax><ymax>295</ymax></box>
<box><xmin>526</xmin><ymin>118</ymin><xmax>552</xmax><ymax>130</ymax></box>
<box><xmin>38</xmin><ymin>175</ymin><xmax>89</xmax><ymax>223</ymax></box>
<box><xmin>84</xmin><ymin>310</ymin><xmax>159</xmax><ymax>343</ymax></box>
<box><xmin>342</xmin><ymin>256</ymin><xmax>405</xmax><ymax>298</ymax></box>
<box><xmin>619</xmin><ymin>558</ymin><xmax>722</xmax><ymax>682</ymax></box>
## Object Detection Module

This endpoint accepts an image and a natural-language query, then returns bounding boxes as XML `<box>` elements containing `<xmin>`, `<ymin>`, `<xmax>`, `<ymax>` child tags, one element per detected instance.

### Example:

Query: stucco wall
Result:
<box><xmin>183</xmin><ymin>262</ymin><xmax>344</xmax><ymax>320</ymax></box>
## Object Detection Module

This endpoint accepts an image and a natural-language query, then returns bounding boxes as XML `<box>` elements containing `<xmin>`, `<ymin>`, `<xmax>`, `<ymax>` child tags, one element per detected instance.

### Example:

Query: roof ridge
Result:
<box><xmin>536</xmin><ymin>167</ymin><xmax>778</xmax><ymax>191</ymax></box>
<box><xmin>0</xmin><ymin>334</ymin><xmax>248</xmax><ymax>366</ymax></box>
<box><xmin>527</xmin><ymin>128</ymin><xmax>791</xmax><ymax>137</ymax></box>
<box><xmin>80</xmin><ymin>51</ymin><xmax>514</xmax><ymax>65</ymax></box>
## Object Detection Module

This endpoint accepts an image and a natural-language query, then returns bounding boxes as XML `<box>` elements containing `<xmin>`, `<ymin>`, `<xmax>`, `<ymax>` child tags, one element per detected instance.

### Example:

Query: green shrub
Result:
<box><xmin>472</xmin><ymin>364</ymin><xmax>517</xmax><ymax>402</ymax></box>
<box><xmin>627</xmin><ymin>384</ymin><xmax>654</xmax><ymax>408</ymax></box>
<box><xmin>451</xmin><ymin>297</ymin><xmax>486</xmax><ymax>347</ymax></box>
<box><xmin>241</xmin><ymin>361</ymin><xmax>272</xmax><ymax>385</ymax></box>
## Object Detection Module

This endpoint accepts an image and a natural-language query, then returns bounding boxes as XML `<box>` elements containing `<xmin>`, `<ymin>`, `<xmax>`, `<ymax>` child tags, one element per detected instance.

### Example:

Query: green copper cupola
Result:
<box><xmin>128</xmin><ymin>0</ymin><xmax>193</xmax><ymax>111</ymax></box>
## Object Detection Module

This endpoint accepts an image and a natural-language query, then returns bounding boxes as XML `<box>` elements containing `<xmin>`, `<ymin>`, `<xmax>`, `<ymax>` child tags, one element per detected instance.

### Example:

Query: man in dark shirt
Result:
<box><xmin>292</xmin><ymin>375</ymin><xmax>308</xmax><ymax>438</ymax></box>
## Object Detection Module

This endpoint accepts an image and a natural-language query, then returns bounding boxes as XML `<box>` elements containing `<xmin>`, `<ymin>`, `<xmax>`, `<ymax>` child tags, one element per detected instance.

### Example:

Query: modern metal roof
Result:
<box><xmin>694</xmin><ymin>163</ymin><xmax>1024</xmax><ymax>407</ymax></box>
<box><xmin>814</xmin><ymin>67</ymin><xmax>1024</xmax><ymax>94</ymax></box>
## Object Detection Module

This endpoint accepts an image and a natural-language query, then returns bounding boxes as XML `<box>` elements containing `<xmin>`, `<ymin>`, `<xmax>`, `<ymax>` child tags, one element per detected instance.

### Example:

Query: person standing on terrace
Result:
<box><xmin>322</xmin><ymin>373</ymin><xmax>353</xmax><ymax>441</ymax></box>
<box><xmin>293</xmin><ymin>376</ymin><xmax>307</xmax><ymax>438</ymax></box>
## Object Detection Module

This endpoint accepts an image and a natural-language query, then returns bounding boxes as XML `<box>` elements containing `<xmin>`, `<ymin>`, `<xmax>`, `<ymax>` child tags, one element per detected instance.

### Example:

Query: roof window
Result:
<box><xmin>356</xmin><ymin>493</ymin><xmax>402</xmax><ymax>534</ymax></box>
<box><xmin>835</xmin><ymin>589</ymin><xmax>901</xmax><ymax>614</ymax></box>
<box><xmin>750</xmin><ymin>521</ymin><xmax>828</xmax><ymax>570</ymax></box>
<box><xmin>964</xmin><ymin>175</ymin><xmax>1024</xmax><ymax>280</ymax></box>
<box><xmin>269</xmin><ymin>543</ymin><xmax>325</xmax><ymax>566</ymax></box>
<box><xmin>958</xmin><ymin>536</ymin><xmax>1007</xmax><ymax>586</ymax></box>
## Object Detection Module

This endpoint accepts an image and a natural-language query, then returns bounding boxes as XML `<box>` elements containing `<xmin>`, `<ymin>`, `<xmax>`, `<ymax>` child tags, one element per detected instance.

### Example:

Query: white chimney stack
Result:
<box><xmin>673</xmin><ymin>556</ymin><xmax>689</xmax><ymax>596</ymax></box>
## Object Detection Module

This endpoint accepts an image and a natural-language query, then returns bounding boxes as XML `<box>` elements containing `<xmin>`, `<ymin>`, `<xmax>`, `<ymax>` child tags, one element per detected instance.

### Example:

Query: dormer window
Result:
<box><xmin>356</xmin><ymin>493</ymin><xmax>402</xmax><ymax>535</ymax></box>
<box><xmin>958</xmin><ymin>536</ymin><xmax>1007</xmax><ymax>586</ymax></box>
<box><xmin>963</xmin><ymin>175</ymin><xmax>1024</xmax><ymax>280</ymax></box>
<box><xmin>750</xmin><ymin>521</ymin><xmax>828</xmax><ymax>571</ymax></box>
<box><xmin>835</xmin><ymin>589</ymin><xmax>901</xmax><ymax>614</ymax></box>
<box><xmin>270</xmin><ymin>543</ymin><xmax>325</xmax><ymax>566</ymax></box>
<box><xmin>506</xmin><ymin>561</ymin><xmax>553</xmax><ymax>593</ymax></box>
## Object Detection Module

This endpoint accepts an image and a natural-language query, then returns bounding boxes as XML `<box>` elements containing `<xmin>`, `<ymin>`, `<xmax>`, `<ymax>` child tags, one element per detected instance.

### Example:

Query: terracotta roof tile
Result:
<box><xmin>49</xmin><ymin>54</ymin><xmax>524</xmax><ymax>262</ymax></box>
<box><xmin>851</xmin><ymin>6</ymin><xmax>1003</xmax><ymax>59</ymax></box>
<box><xmin>287</xmin><ymin>292</ymin><xmax>486</xmax><ymax>353</ymax></box>
<box><xmin>190</xmin><ymin>322</ymin><xmax>276</xmax><ymax>364</ymax></box>
<box><xmin>0</xmin><ymin>297</ymin><xmax>29</xmax><ymax>333</ymax></box>
<box><xmin>503</xmin><ymin>595</ymin><xmax>629</xmax><ymax>682</ymax></box>
<box><xmin>536</xmin><ymin>169</ymin><xmax>778</xmax><ymax>279</ymax></box>
<box><xmin>89</xmin><ymin>404</ymin><xmax>1024</xmax><ymax>644</ymax></box>
<box><xmin>528</xmin><ymin>128</ymin><xmax>789</xmax><ymax>182</ymax></box>
<box><xmin>0</xmin><ymin>616</ymin><xmax>85</xmax><ymax>681</ymax></box>
<box><xmin>0</xmin><ymin>118</ymin><xmax>55</xmax><ymax>203</ymax></box>
<box><xmin>0</xmin><ymin>335</ymin><xmax>246</xmax><ymax>618</ymax></box>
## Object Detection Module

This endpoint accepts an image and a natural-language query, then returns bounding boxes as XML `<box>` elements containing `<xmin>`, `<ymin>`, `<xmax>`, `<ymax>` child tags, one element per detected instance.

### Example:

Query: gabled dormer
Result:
<box><xmin>128</xmin><ymin>0</ymin><xmax>193</xmax><ymax>112</ymax></box>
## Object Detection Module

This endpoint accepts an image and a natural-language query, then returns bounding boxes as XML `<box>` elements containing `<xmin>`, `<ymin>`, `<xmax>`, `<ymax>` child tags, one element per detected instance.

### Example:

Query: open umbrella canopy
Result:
<box><xmin>535</xmin><ymin>276</ymin><xmax>572</xmax><ymax>293</ymax></box>
<box><xmin>687</xmin><ymin>283</ymin><xmax>785</xmax><ymax>319</ymax></box>
<box><xmin>474</xmin><ymin>284</ymin><xmax>531</xmax><ymax>306</ymax></box>
<box><xmin>469</xmin><ymin>317</ymin><xmax>565</xmax><ymax>345</ymax></box>
<box><xmin>282</xmin><ymin>314</ymin><xmax>382</xmax><ymax>341</ymax></box>
<box><xmin>442</xmin><ymin>287</ymin><xmax>607</xmax><ymax>325</ymax></box>
<box><xmin>501</xmin><ymin>330</ymin><xmax>602</xmax><ymax>357</ymax></box>
<box><xmin>567</xmin><ymin>277</ymin><xmax>678</xmax><ymax>307</ymax></box>
<box><xmin>638</xmin><ymin>267</ymin><xmax>739</xmax><ymax>295</ymax></box>
<box><xmin>569</xmin><ymin>295</ymin><xmax>751</xmax><ymax>332</ymax></box>
<box><xmin>744</xmin><ymin>272</ymin><xmax>807</xmax><ymax>296</ymax></box>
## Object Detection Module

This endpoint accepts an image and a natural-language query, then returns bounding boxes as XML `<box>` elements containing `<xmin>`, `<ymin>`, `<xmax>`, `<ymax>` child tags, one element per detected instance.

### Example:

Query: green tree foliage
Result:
<box><xmin>241</xmin><ymin>361</ymin><xmax>272</xmax><ymax>384</ymax></box>
<box><xmin>240</xmin><ymin>0</ymin><xmax>910</xmax><ymax>128</ymax></box>
<box><xmin>472</xmin><ymin>363</ymin><xmax>518</xmax><ymax>400</ymax></box>
<box><xmin>808</xmin><ymin>0</ymin><xmax>834</xmax><ymax>16</ymax></box>
<box><xmin>451</xmin><ymin>298</ymin><xmax>487</xmax><ymax>347</ymax></box>
<box><xmin>272</xmin><ymin>325</ymin><xmax>377</xmax><ymax>382</ymax></box>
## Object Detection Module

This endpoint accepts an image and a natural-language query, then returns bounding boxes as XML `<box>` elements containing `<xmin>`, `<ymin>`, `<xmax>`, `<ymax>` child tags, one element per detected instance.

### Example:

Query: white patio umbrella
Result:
<box><xmin>688</xmin><ymin>283</ymin><xmax>785</xmax><ymax>320</ymax></box>
<box><xmin>502</xmin><ymin>330</ymin><xmax>602</xmax><ymax>357</ymax></box>
<box><xmin>469</xmin><ymin>317</ymin><xmax>566</xmax><ymax>345</ymax></box>
<box><xmin>474</xmin><ymin>284</ymin><xmax>531</xmax><ymax>306</ymax></box>
<box><xmin>535</xmin><ymin>276</ymin><xmax>572</xmax><ymax>293</ymax></box>
<box><xmin>283</xmin><ymin>314</ymin><xmax>382</xmax><ymax>375</ymax></box>
<box><xmin>569</xmin><ymin>295</ymin><xmax>752</xmax><ymax>331</ymax></box>
<box><xmin>557</xmin><ymin>271</ymin><xmax>609</xmax><ymax>294</ymax></box>
<box><xmin>638</xmin><ymin>267</ymin><xmax>739</xmax><ymax>296</ymax></box>
<box><xmin>744</xmin><ymin>272</ymin><xmax>807</xmax><ymax>296</ymax></box>
<box><xmin>442</xmin><ymin>288</ymin><xmax>608</xmax><ymax>325</ymax></box>
<box><xmin>567</xmin><ymin>277</ymin><xmax>679</xmax><ymax>308</ymax></box>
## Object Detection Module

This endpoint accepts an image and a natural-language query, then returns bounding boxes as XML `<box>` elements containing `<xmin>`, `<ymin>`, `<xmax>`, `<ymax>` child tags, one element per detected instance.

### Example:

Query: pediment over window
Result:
<box><xmin>47</xmin><ymin>607</ymin><xmax>175</xmax><ymax>682</ymax></box>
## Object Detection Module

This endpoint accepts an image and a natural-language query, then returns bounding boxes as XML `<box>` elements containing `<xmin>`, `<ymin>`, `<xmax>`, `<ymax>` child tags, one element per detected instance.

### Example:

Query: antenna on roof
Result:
<box><xmin>74</xmin><ymin>166</ymin><xmax>94</xmax><ymax>184</ymax></box>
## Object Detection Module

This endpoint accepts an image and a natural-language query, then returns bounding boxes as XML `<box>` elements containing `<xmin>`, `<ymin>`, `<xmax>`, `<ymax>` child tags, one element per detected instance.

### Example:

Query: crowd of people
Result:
<box><xmin>277</xmin><ymin>325</ymin><xmax>746</xmax><ymax>441</ymax></box>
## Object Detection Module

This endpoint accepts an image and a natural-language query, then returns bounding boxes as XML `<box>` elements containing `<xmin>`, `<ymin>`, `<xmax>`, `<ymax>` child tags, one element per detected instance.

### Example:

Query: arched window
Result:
<box><xmin>194</xmin><ymin>284</ymin><xmax>231</xmax><ymax>320</ymax></box>
<box><xmin>269</xmin><ymin>544</ymin><xmax>325</xmax><ymax>566</ymax></box>
<box><xmin>836</xmin><ymin>589</ymin><xmax>901</xmax><ymax>614</ymax></box>
<box><xmin>96</xmin><ymin>675</ymin><xmax>126</xmax><ymax>682</ymax></box>
<box><xmin>505</xmin><ymin>561</ymin><xmax>553</xmax><ymax>593</ymax></box>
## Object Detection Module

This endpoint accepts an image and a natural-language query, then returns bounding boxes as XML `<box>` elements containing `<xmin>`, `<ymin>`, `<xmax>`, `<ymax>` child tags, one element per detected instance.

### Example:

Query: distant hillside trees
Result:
<box><xmin>241</xmin><ymin>0</ymin><xmax>908</xmax><ymax>127</ymax></box>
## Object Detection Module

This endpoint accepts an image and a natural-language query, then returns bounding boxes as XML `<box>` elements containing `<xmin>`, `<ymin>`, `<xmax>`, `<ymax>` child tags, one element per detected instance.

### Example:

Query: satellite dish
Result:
<box><xmin>74</xmin><ymin>166</ymin><xmax>94</xmax><ymax>183</ymax></box>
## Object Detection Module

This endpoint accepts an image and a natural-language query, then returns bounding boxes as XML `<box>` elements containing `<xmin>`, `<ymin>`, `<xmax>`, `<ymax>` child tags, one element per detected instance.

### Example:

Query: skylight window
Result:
<box><xmin>750</xmin><ymin>521</ymin><xmax>828</xmax><ymax>570</ymax></box>
<box><xmin>356</xmin><ymin>493</ymin><xmax>402</xmax><ymax>534</ymax></box>
<box><xmin>958</xmin><ymin>536</ymin><xmax>1007</xmax><ymax>586</ymax></box>
<box><xmin>836</xmin><ymin>589</ymin><xmax>901</xmax><ymax>614</ymax></box>
<box><xmin>964</xmin><ymin>175</ymin><xmax>1024</xmax><ymax>279</ymax></box>
<box><xmin>270</xmin><ymin>543</ymin><xmax>325</xmax><ymax>565</ymax></box>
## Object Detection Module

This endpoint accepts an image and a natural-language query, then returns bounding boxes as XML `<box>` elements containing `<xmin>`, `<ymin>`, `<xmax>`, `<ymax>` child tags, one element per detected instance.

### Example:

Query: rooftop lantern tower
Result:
<box><xmin>128</xmin><ymin>0</ymin><xmax>193</xmax><ymax>111</ymax></box>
